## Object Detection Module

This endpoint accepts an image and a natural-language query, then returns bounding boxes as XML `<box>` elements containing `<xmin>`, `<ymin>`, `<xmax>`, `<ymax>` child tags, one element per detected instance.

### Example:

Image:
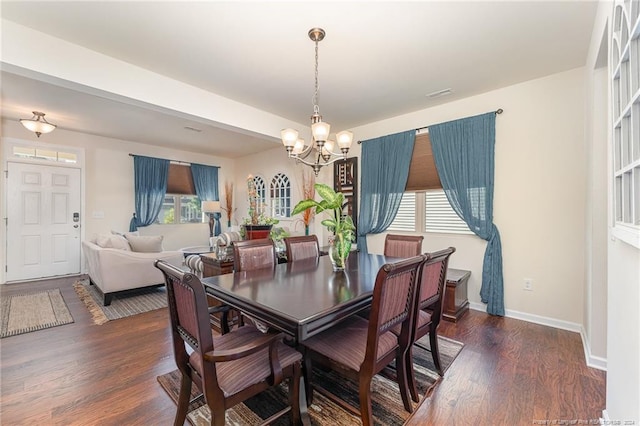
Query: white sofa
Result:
<box><xmin>82</xmin><ymin>235</ymin><xmax>183</xmax><ymax>306</ymax></box>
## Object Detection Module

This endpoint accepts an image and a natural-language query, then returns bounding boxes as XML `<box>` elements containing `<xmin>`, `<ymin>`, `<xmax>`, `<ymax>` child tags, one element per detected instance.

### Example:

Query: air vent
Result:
<box><xmin>426</xmin><ymin>88</ymin><xmax>453</xmax><ymax>98</ymax></box>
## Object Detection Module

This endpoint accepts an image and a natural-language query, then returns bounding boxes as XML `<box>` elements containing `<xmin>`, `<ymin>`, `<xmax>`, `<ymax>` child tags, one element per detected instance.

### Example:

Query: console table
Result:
<box><xmin>443</xmin><ymin>268</ymin><xmax>471</xmax><ymax>322</ymax></box>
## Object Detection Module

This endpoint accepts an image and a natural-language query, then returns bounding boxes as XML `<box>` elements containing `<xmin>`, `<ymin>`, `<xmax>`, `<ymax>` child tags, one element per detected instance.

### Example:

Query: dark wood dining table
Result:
<box><xmin>200</xmin><ymin>250</ymin><xmax>395</xmax><ymax>343</ymax></box>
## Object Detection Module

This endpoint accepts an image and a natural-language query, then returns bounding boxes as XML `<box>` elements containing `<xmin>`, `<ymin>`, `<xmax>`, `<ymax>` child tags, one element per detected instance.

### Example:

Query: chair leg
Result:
<box><xmin>430</xmin><ymin>328</ymin><xmax>443</xmax><ymax>376</ymax></box>
<box><xmin>174</xmin><ymin>373</ymin><xmax>192</xmax><ymax>426</ymax></box>
<box><xmin>219</xmin><ymin>309</ymin><xmax>230</xmax><ymax>334</ymax></box>
<box><xmin>406</xmin><ymin>345</ymin><xmax>420</xmax><ymax>403</ymax></box>
<box><xmin>302</xmin><ymin>354</ymin><xmax>314</xmax><ymax>407</ymax></box>
<box><xmin>289</xmin><ymin>362</ymin><xmax>303</xmax><ymax>425</ymax></box>
<box><xmin>396</xmin><ymin>352</ymin><xmax>414</xmax><ymax>413</ymax></box>
<box><xmin>358</xmin><ymin>377</ymin><xmax>374</xmax><ymax>426</ymax></box>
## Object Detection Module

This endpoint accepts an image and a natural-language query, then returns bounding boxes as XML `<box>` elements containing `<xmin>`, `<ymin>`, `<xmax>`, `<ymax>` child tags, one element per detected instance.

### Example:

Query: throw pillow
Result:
<box><xmin>95</xmin><ymin>234</ymin><xmax>131</xmax><ymax>251</ymax></box>
<box><xmin>125</xmin><ymin>235</ymin><xmax>164</xmax><ymax>253</ymax></box>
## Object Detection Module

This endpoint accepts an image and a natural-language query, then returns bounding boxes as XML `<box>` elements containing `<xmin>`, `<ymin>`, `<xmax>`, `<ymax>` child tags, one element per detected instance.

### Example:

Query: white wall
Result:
<box><xmin>339</xmin><ymin>68</ymin><xmax>587</xmax><ymax>327</ymax></box>
<box><xmin>1</xmin><ymin>119</ymin><xmax>236</xmax><ymax>275</ymax></box>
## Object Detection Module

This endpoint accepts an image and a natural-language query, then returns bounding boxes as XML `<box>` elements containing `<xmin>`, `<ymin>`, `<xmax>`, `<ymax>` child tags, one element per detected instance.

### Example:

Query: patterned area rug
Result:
<box><xmin>158</xmin><ymin>335</ymin><xmax>463</xmax><ymax>425</ymax></box>
<box><xmin>0</xmin><ymin>289</ymin><xmax>74</xmax><ymax>338</ymax></box>
<box><xmin>73</xmin><ymin>278</ymin><xmax>167</xmax><ymax>325</ymax></box>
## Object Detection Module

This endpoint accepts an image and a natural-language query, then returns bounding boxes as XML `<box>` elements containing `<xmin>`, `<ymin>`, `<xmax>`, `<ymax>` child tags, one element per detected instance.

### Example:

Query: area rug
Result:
<box><xmin>158</xmin><ymin>335</ymin><xmax>463</xmax><ymax>425</ymax></box>
<box><xmin>0</xmin><ymin>289</ymin><xmax>74</xmax><ymax>338</ymax></box>
<box><xmin>73</xmin><ymin>278</ymin><xmax>167</xmax><ymax>325</ymax></box>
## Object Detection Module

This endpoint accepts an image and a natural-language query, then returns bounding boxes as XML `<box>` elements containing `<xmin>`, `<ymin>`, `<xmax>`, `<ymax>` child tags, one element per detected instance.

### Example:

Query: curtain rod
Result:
<box><xmin>357</xmin><ymin>108</ymin><xmax>503</xmax><ymax>144</ymax></box>
<box><xmin>128</xmin><ymin>153</ymin><xmax>220</xmax><ymax>168</ymax></box>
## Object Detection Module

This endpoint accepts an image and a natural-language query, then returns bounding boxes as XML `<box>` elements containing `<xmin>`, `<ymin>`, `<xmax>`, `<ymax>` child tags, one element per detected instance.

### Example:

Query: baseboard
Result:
<box><xmin>580</xmin><ymin>326</ymin><xmax>607</xmax><ymax>371</ymax></box>
<box><xmin>469</xmin><ymin>302</ymin><xmax>607</xmax><ymax>371</ymax></box>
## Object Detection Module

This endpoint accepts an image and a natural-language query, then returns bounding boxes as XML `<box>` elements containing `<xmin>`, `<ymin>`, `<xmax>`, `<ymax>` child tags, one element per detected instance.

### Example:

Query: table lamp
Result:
<box><xmin>202</xmin><ymin>201</ymin><xmax>221</xmax><ymax>246</ymax></box>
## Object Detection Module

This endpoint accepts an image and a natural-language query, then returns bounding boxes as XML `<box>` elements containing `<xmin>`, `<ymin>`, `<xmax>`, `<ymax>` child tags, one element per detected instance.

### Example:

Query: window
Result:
<box><xmin>611</xmin><ymin>1</ymin><xmax>640</xmax><ymax>248</ymax></box>
<box><xmin>156</xmin><ymin>195</ymin><xmax>204</xmax><ymax>224</ymax></box>
<box><xmin>253</xmin><ymin>175</ymin><xmax>267</xmax><ymax>216</ymax></box>
<box><xmin>12</xmin><ymin>146</ymin><xmax>77</xmax><ymax>163</ymax></box>
<box><xmin>156</xmin><ymin>163</ymin><xmax>206</xmax><ymax>225</ymax></box>
<box><xmin>270</xmin><ymin>173</ymin><xmax>291</xmax><ymax>217</ymax></box>
<box><xmin>388</xmin><ymin>190</ymin><xmax>472</xmax><ymax>234</ymax></box>
<box><xmin>387</xmin><ymin>192</ymin><xmax>416</xmax><ymax>232</ymax></box>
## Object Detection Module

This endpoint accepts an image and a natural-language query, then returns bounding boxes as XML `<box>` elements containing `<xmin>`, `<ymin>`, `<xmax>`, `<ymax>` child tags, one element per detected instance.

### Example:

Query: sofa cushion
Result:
<box><xmin>96</xmin><ymin>234</ymin><xmax>131</xmax><ymax>251</ymax></box>
<box><xmin>125</xmin><ymin>235</ymin><xmax>164</xmax><ymax>253</ymax></box>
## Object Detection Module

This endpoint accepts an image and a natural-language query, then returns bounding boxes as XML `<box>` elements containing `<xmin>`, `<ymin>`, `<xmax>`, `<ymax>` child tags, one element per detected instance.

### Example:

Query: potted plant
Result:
<box><xmin>292</xmin><ymin>183</ymin><xmax>356</xmax><ymax>270</ymax></box>
<box><xmin>242</xmin><ymin>175</ymin><xmax>279</xmax><ymax>239</ymax></box>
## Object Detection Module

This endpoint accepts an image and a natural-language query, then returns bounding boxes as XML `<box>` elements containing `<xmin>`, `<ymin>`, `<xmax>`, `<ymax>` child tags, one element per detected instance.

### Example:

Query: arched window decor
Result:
<box><xmin>252</xmin><ymin>175</ymin><xmax>267</xmax><ymax>216</ymax></box>
<box><xmin>270</xmin><ymin>172</ymin><xmax>291</xmax><ymax>217</ymax></box>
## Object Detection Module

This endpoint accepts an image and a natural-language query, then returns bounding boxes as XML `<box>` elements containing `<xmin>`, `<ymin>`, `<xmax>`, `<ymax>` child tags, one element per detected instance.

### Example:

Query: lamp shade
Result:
<box><xmin>20</xmin><ymin>111</ymin><xmax>56</xmax><ymax>137</ymax></box>
<box><xmin>202</xmin><ymin>200</ymin><xmax>221</xmax><ymax>213</ymax></box>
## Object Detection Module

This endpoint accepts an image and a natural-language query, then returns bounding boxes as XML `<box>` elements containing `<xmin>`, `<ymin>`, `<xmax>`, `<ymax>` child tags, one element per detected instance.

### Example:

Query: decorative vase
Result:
<box><xmin>328</xmin><ymin>234</ymin><xmax>351</xmax><ymax>271</ymax></box>
<box><xmin>243</xmin><ymin>224</ymin><xmax>272</xmax><ymax>240</ymax></box>
<box><xmin>305</xmin><ymin>224</ymin><xmax>310</xmax><ymax>236</ymax></box>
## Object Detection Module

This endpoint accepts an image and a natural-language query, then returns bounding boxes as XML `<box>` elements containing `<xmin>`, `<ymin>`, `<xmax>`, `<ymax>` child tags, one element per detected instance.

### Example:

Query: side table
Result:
<box><xmin>443</xmin><ymin>268</ymin><xmax>471</xmax><ymax>323</ymax></box>
<box><xmin>200</xmin><ymin>253</ymin><xmax>237</xmax><ymax>333</ymax></box>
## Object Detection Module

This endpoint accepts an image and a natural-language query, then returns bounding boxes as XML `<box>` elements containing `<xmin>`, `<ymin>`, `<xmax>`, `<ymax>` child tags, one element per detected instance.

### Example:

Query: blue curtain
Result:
<box><xmin>429</xmin><ymin>112</ymin><xmax>504</xmax><ymax>316</ymax></box>
<box><xmin>131</xmin><ymin>155</ymin><xmax>169</xmax><ymax>230</ymax></box>
<box><xmin>191</xmin><ymin>163</ymin><xmax>221</xmax><ymax>236</ymax></box>
<box><xmin>357</xmin><ymin>130</ymin><xmax>415</xmax><ymax>254</ymax></box>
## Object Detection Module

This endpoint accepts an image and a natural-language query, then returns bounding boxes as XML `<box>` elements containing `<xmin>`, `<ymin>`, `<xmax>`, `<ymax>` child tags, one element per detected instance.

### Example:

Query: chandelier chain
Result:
<box><xmin>313</xmin><ymin>39</ymin><xmax>320</xmax><ymax>114</ymax></box>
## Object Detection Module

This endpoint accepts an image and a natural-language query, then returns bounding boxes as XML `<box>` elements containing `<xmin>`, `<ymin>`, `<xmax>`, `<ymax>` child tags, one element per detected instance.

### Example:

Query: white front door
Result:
<box><xmin>6</xmin><ymin>162</ymin><xmax>81</xmax><ymax>281</ymax></box>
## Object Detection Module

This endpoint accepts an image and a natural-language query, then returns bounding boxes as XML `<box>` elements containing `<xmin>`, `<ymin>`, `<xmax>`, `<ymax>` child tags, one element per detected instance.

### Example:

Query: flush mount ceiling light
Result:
<box><xmin>281</xmin><ymin>28</ymin><xmax>353</xmax><ymax>176</ymax></box>
<box><xmin>20</xmin><ymin>111</ymin><xmax>57</xmax><ymax>137</ymax></box>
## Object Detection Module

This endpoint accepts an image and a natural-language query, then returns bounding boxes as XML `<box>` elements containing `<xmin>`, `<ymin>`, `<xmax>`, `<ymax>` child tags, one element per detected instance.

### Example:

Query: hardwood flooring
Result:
<box><xmin>1</xmin><ymin>275</ymin><xmax>606</xmax><ymax>425</ymax></box>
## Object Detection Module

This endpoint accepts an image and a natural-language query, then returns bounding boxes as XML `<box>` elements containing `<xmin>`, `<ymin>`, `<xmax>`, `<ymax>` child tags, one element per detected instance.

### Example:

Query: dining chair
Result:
<box><xmin>154</xmin><ymin>260</ymin><xmax>303</xmax><ymax>426</ymax></box>
<box><xmin>384</xmin><ymin>234</ymin><xmax>424</xmax><ymax>258</ymax></box>
<box><xmin>283</xmin><ymin>235</ymin><xmax>320</xmax><ymax>262</ymax></box>
<box><xmin>301</xmin><ymin>254</ymin><xmax>425</xmax><ymax>425</ymax></box>
<box><xmin>232</xmin><ymin>238</ymin><xmax>278</xmax><ymax>331</ymax></box>
<box><xmin>401</xmin><ymin>246</ymin><xmax>456</xmax><ymax>403</ymax></box>
<box><xmin>232</xmin><ymin>238</ymin><xmax>277</xmax><ymax>272</ymax></box>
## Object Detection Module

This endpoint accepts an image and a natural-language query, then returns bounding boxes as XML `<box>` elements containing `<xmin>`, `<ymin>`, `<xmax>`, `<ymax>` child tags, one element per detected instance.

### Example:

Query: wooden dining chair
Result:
<box><xmin>232</xmin><ymin>238</ymin><xmax>277</xmax><ymax>272</ymax></box>
<box><xmin>384</xmin><ymin>234</ymin><xmax>424</xmax><ymax>258</ymax></box>
<box><xmin>154</xmin><ymin>260</ymin><xmax>303</xmax><ymax>426</ymax></box>
<box><xmin>402</xmin><ymin>246</ymin><xmax>456</xmax><ymax>403</ymax></box>
<box><xmin>301</xmin><ymin>255</ymin><xmax>425</xmax><ymax>425</ymax></box>
<box><xmin>283</xmin><ymin>235</ymin><xmax>320</xmax><ymax>262</ymax></box>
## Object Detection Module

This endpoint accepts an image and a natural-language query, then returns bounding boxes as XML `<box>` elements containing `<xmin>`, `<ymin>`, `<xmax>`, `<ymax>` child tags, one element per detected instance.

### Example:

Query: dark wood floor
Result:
<box><xmin>1</xmin><ymin>275</ymin><xmax>606</xmax><ymax>425</ymax></box>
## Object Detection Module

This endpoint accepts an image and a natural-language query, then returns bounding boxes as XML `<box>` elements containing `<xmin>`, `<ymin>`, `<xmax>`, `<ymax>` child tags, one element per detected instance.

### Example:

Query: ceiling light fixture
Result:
<box><xmin>20</xmin><ymin>111</ymin><xmax>57</xmax><ymax>137</ymax></box>
<box><xmin>281</xmin><ymin>28</ymin><xmax>353</xmax><ymax>176</ymax></box>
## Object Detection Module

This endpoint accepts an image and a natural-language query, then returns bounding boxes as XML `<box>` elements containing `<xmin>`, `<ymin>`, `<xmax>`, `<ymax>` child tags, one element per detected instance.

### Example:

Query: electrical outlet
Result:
<box><xmin>524</xmin><ymin>278</ymin><xmax>533</xmax><ymax>291</ymax></box>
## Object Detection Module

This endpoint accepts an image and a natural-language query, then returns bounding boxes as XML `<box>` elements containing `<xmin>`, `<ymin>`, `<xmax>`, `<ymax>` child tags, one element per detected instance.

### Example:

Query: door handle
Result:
<box><xmin>73</xmin><ymin>224</ymin><xmax>79</xmax><ymax>228</ymax></box>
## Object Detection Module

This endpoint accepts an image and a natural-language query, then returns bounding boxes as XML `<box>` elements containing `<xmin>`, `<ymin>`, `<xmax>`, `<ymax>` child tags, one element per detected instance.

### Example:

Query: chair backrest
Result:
<box><xmin>384</xmin><ymin>234</ymin><xmax>424</xmax><ymax>258</ymax></box>
<box><xmin>284</xmin><ymin>235</ymin><xmax>320</xmax><ymax>262</ymax></box>
<box><xmin>365</xmin><ymin>255</ymin><xmax>425</xmax><ymax>364</ymax></box>
<box><xmin>233</xmin><ymin>238</ymin><xmax>277</xmax><ymax>272</ymax></box>
<box><xmin>416</xmin><ymin>247</ymin><xmax>456</xmax><ymax>326</ymax></box>
<box><xmin>154</xmin><ymin>260</ymin><xmax>221</xmax><ymax>393</ymax></box>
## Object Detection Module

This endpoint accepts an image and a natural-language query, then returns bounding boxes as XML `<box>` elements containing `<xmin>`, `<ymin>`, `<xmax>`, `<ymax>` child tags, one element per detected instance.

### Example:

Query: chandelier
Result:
<box><xmin>20</xmin><ymin>111</ymin><xmax>57</xmax><ymax>137</ymax></box>
<box><xmin>281</xmin><ymin>28</ymin><xmax>353</xmax><ymax>176</ymax></box>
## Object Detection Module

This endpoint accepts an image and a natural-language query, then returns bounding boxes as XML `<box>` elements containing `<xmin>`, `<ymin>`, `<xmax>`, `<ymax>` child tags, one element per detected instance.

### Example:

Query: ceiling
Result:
<box><xmin>1</xmin><ymin>1</ymin><xmax>598</xmax><ymax>158</ymax></box>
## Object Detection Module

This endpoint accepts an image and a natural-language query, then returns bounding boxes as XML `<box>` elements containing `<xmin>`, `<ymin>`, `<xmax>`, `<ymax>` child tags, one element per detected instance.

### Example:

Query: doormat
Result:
<box><xmin>1</xmin><ymin>289</ymin><xmax>74</xmax><ymax>338</ymax></box>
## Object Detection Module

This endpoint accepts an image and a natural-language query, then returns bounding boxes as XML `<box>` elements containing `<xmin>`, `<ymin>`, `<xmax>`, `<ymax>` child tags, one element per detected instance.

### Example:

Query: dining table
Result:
<box><xmin>200</xmin><ymin>250</ymin><xmax>396</xmax><ymax>344</ymax></box>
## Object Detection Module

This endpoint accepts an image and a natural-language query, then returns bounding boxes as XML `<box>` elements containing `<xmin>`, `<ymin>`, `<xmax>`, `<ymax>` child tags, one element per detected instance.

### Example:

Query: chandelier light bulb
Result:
<box><xmin>311</xmin><ymin>121</ymin><xmax>331</xmax><ymax>142</ymax></box>
<box><xmin>281</xmin><ymin>128</ymin><xmax>299</xmax><ymax>147</ymax></box>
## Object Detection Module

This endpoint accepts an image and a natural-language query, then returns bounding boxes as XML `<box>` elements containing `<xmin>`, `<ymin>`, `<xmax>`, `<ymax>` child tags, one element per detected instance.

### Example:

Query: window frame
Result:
<box><xmin>270</xmin><ymin>172</ymin><xmax>291</xmax><ymax>218</ymax></box>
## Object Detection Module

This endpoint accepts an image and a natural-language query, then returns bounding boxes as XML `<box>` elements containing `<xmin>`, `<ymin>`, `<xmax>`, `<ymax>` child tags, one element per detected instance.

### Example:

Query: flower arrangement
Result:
<box><xmin>221</xmin><ymin>181</ymin><xmax>236</xmax><ymax>227</ymax></box>
<box><xmin>244</xmin><ymin>175</ymin><xmax>279</xmax><ymax>226</ymax></box>
<box><xmin>299</xmin><ymin>171</ymin><xmax>315</xmax><ymax>235</ymax></box>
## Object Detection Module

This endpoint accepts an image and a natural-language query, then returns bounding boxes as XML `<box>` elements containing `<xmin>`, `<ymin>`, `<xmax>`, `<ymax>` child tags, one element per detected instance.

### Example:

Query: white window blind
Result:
<box><xmin>425</xmin><ymin>190</ymin><xmax>472</xmax><ymax>234</ymax></box>
<box><xmin>388</xmin><ymin>192</ymin><xmax>416</xmax><ymax>231</ymax></box>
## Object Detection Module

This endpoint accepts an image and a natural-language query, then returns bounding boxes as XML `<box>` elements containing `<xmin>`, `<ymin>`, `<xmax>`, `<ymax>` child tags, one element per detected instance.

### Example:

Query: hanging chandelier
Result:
<box><xmin>20</xmin><ymin>111</ymin><xmax>57</xmax><ymax>137</ymax></box>
<box><xmin>281</xmin><ymin>28</ymin><xmax>353</xmax><ymax>176</ymax></box>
